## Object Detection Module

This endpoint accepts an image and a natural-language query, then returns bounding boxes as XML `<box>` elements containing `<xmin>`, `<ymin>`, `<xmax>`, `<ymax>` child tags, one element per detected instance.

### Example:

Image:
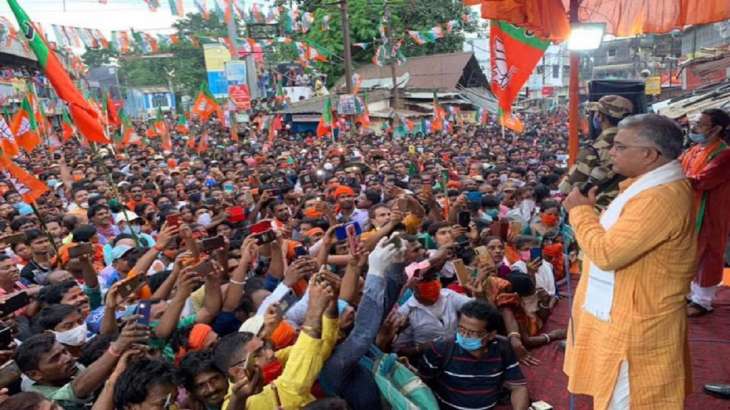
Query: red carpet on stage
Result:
<box><xmin>497</xmin><ymin>277</ymin><xmax>730</xmax><ymax>409</ymax></box>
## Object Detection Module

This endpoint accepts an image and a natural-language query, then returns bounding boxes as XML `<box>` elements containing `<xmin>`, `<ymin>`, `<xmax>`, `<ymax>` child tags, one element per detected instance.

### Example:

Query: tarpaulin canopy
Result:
<box><xmin>466</xmin><ymin>0</ymin><xmax>730</xmax><ymax>39</ymax></box>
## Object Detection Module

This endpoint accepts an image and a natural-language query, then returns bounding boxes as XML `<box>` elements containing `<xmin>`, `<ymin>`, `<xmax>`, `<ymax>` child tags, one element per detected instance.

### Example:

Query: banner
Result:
<box><xmin>228</xmin><ymin>84</ymin><xmax>251</xmax><ymax>110</ymax></box>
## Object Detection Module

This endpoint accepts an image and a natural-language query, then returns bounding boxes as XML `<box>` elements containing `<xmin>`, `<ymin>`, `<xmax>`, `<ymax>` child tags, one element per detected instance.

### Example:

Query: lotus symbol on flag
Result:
<box><xmin>21</xmin><ymin>21</ymin><xmax>34</xmax><ymax>40</ymax></box>
<box><xmin>492</xmin><ymin>36</ymin><xmax>515</xmax><ymax>90</ymax></box>
<box><xmin>17</xmin><ymin>117</ymin><xmax>30</xmax><ymax>136</ymax></box>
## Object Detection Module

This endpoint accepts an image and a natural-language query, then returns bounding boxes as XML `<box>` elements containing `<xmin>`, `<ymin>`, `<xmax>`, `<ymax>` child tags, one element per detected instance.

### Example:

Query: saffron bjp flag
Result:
<box><xmin>6</xmin><ymin>0</ymin><xmax>109</xmax><ymax>144</ymax></box>
<box><xmin>61</xmin><ymin>107</ymin><xmax>75</xmax><ymax>141</ymax></box>
<box><xmin>11</xmin><ymin>98</ymin><xmax>40</xmax><ymax>153</ymax></box>
<box><xmin>191</xmin><ymin>83</ymin><xmax>220</xmax><ymax>122</ymax></box>
<box><xmin>0</xmin><ymin>114</ymin><xmax>19</xmax><ymax>157</ymax></box>
<box><xmin>196</xmin><ymin>131</ymin><xmax>209</xmax><ymax>154</ymax></box>
<box><xmin>490</xmin><ymin>20</ymin><xmax>549</xmax><ymax>115</ymax></box>
<box><xmin>0</xmin><ymin>158</ymin><xmax>48</xmax><ymax>203</ymax></box>
<box><xmin>316</xmin><ymin>97</ymin><xmax>333</xmax><ymax>138</ymax></box>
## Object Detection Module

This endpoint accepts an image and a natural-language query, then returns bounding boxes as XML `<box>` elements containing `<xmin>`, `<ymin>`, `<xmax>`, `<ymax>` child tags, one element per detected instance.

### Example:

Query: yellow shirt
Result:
<box><xmin>564</xmin><ymin>178</ymin><xmax>697</xmax><ymax>409</ymax></box>
<box><xmin>223</xmin><ymin>315</ymin><xmax>339</xmax><ymax>410</ymax></box>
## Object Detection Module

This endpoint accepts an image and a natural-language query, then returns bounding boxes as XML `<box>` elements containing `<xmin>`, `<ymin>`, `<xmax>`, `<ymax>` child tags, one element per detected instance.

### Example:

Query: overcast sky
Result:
<box><xmin>0</xmin><ymin>0</ymin><xmax>205</xmax><ymax>35</ymax></box>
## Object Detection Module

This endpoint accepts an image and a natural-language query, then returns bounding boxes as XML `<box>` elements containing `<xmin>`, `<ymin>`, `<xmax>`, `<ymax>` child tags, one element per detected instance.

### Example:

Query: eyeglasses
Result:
<box><xmin>458</xmin><ymin>326</ymin><xmax>487</xmax><ymax>338</ymax></box>
<box><xmin>611</xmin><ymin>142</ymin><xmax>660</xmax><ymax>154</ymax></box>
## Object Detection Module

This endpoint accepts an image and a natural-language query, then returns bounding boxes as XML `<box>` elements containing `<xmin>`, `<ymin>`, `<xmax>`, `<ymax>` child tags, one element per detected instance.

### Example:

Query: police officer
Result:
<box><xmin>559</xmin><ymin>95</ymin><xmax>634</xmax><ymax>209</ymax></box>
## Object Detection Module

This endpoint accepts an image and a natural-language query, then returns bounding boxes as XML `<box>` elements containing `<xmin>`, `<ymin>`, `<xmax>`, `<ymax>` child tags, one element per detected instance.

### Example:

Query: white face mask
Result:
<box><xmin>54</xmin><ymin>323</ymin><xmax>88</xmax><ymax>347</ymax></box>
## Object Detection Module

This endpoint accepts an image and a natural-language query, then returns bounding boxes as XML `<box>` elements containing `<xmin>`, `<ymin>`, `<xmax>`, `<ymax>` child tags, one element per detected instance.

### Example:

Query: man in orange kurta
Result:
<box><xmin>563</xmin><ymin>114</ymin><xmax>697</xmax><ymax>409</ymax></box>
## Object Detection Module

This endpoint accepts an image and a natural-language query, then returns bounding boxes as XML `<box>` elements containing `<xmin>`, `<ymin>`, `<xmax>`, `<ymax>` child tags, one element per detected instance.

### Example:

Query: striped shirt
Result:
<box><xmin>419</xmin><ymin>337</ymin><xmax>526</xmax><ymax>410</ymax></box>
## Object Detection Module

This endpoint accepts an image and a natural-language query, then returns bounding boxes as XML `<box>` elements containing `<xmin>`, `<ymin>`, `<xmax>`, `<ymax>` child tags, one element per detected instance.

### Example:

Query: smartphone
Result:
<box><xmin>0</xmin><ymin>292</ymin><xmax>29</xmax><ymax>316</ymax></box>
<box><xmin>165</xmin><ymin>213</ymin><xmax>181</xmax><ymax>229</ymax></box>
<box><xmin>386</xmin><ymin>234</ymin><xmax>402</xmax><ymax>249</ymax></box>
<box><xmin>118</xmin><ymin>274</ymin><xmax>146</xmax><ymax>299</ymax></box>
<box><xmin>0</xmin><ymin>326</ymin><xmax>12</xmax><ymax>349</ymax></box>
<box><xmin>243</xmin><ymin>351</ymin><xmax>257</xmax><ymax>377</ymax></box>
<box><xmin>135</xmin><ymin>300</ymin><xmax>152</xmax><ymax>326</ymax></box>
<box><xmin>0</xmin><ymin>233</ymin><xmax>26</xmax><ymax>245</ymax></box>
<box><xmin>294</xmin><ymin>245</ymin><xmax>308</xmax><ymax>259</ymax></box>
<box><xmin>405</xmin><ymin>260</ymin><xmax>430</xmax><ymax>280</ymax></box>
<box><xmin>453</xmin><ymin>259</ymin><xmax>471</xmax><ymax>287</ymax></box>
<box><xmin>68</xmin><ymin>242</ymin><xmax>93</xmax><ymax>259</ymax></box>
<box><xmin>466</xmin><ymin>191</ymin><xmax>482</xmax><ymax>204</ymax></box>
<box><xmin>227</xmin><ymin>206</ymin><xmax>246</xmax><ymax>223</ymax></box>
<box><xmin>530</xmin><ymin>247</ymin><xmax>543</xmax><ymax>261</ymax></box>
<box><xmin>345</xmin><ymin>224</ymin><xmax>358</xmax><ymax>255</ymax></box>
<box><xmin>250</xmin><ymin>220</ymin><xmax>272</xmax><ymax>234</ymax></box>
<box><xmin>202</xmin><ymin>235</ymin><xmax>225</xmax><ymax>252</ymax></box>
<box><xmin>0</xmin><ymin>360</ymin><xmax>20</xmax><ymax>388</ymax></box>
<box><xmin>193</xmin><ymin>260</ymin><xmax>215</xmax><ymax>276</ymax></box>
<box><xmin>301</xmin><ymin>174</ymin><xmax>312</xmax><ymax>184</ymax></box>
<box><xmin>458</xmin><ymin>211</ymin><xmax>471</xmax><ymax>228</ymax></box>
<box><xmin>335</xmin><ymin>222</ymin><xmax>361</xmax><ymax>242</ymax></box>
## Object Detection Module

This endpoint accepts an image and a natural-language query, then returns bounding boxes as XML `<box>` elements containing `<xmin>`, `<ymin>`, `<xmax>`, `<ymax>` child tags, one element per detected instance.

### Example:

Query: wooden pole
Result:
<box><xmin>568</xmin><ymin>0</ymin><xmax>581</xmax><ymax>167</ymax></box>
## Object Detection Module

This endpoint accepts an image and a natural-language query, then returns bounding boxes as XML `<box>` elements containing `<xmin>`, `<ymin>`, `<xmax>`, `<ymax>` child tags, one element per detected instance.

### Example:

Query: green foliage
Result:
<box><xmin>83</xmin><ymin>12</ymin><xmax>230</xmax><ymax>97</ymax></box>
<box><xmin>295</xmin><ymin>0</ymin><xmax>477</xmax><ymax>86</ymax></box>
<box><xmin>81</xmin><ymin>47</ymin><xmax>118</xmax><ymax>67</ymax></box>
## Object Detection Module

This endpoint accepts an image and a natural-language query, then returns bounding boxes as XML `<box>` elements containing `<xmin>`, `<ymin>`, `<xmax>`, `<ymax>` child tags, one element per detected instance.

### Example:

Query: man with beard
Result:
<box><xmin>333</xmin><ymin>185</ymin><xmax>368</xmax><ymax>228</ymax></box>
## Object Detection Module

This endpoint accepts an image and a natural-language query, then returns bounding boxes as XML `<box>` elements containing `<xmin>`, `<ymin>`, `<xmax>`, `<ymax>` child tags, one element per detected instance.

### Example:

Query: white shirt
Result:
<box><xmin>393</xmin><ymin>288</ymin><xmax>471</xmax><ymax>349</ymax></box>
<box><xmin>510</xmin><ymin>259</ymin><xmax>556</xmax><ymax>296</ymax></box>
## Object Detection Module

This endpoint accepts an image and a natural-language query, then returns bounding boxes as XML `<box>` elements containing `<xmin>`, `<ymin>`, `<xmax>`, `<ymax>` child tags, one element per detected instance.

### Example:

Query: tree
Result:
<box><xmin>81</xmin><ymin>47</ymin><xmax>118</xmax><ymax>67</ymax></box>
<box><xmin>82</xmin><ymin>12</ymin><xmax>230</xmax><ymax>98</ymax></box>
<box><xmin>292</xmin><ymin>0</ymin><xmax>477</xmax><ymax>86</ymax></box>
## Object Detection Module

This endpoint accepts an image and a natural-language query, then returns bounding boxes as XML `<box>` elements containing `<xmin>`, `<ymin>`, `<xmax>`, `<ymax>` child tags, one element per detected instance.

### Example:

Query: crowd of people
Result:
<box><xmin>0</xmin><ymin>96</ymin><xmax>727</xmax><ymax>410</ymax></box>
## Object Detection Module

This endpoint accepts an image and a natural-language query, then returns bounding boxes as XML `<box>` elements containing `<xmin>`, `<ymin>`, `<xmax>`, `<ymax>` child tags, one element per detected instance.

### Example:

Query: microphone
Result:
<box><xmin>579</xmin><ymin>168</ymin><xmax>608</xmax><ymax>196</ymax></box>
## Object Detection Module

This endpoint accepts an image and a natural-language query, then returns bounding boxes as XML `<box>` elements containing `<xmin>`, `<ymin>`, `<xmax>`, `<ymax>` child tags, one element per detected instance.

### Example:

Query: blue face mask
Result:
<box><xmin>486</xmin><ymin>209</ymin><xmax>499</xmax><ymax>218</ymax></box>
<box><xmin>689</xmin><ymin>132</ymin><xmax>707</xmax><ymax>144</ymax></box>
<box><xmin>456</xmin><ymin>332</ymin><xmax>483</xmax><ymax>351</ymax></box>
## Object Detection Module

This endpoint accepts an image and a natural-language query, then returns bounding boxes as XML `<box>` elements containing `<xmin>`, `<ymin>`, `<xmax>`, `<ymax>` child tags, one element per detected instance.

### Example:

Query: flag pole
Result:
<box><xmin>29</xmin><ymin>202</ymin><xmax>59</xmax><ymax>255</ymax></box>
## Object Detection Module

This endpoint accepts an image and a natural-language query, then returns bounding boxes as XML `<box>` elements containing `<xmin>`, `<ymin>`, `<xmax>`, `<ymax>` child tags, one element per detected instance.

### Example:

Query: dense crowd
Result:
<box><xmin>0</xmin><ymin>100</ymin><xmax>726</xmax><ymax>410</ymax></box>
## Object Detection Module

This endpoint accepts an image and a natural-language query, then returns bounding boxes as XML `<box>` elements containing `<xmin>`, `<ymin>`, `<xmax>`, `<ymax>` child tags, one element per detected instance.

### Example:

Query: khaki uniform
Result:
<box><xmin>559</xmin><ymin>127</ymin><xmax>624</xmax><ymax>210</ymax></box>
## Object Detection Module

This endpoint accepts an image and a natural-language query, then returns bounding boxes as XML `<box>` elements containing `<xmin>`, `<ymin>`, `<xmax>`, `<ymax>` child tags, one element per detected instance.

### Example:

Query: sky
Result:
<box><xmin>0</xmin><ymin>0</ymin><xmax>203</xmax><ymax>36</ymax></box>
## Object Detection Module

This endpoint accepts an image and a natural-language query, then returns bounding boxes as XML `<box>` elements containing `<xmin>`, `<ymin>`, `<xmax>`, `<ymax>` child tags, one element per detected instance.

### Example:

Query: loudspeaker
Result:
<box><xmin>588</xmin><ymin>80</ymin><xmax>647</xmax><ymax>114</ymax></box>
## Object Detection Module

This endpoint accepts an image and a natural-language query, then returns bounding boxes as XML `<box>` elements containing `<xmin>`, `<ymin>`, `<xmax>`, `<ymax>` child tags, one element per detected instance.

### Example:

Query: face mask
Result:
<box><xmin>223</xmin><ymin>184</ymin><xmax>235</xmax><ymax>193</ymax></box>
<box><xmin>47</xmin><ymin>178</ymin><xmax>59</xmax><ymax>188</ymax></box>
<box><xmin>486</xmin><ymin>209</ymin><xmax>499</xmax><ymax>218</ymax></box>
<box><xmin>261</xmin><ymin>359</ymin><xmax>284</xmax><ymax>385</ymax></box>
<box><xmin>689</xmin><ymin>132</ymin><xmax>707</xmax><ymax>143</ymax></box>
<box><xmin>80</xmin><ymin>202</ymin><xmax>89</xmax><ymax>209</ymax></box>
<box><xmin>456</xmin><ymin>332</ymin><xmax>483</xmax><ymax>351</ymax></box>
<box><xmin>541</xmin><ymin>213</ymin><xmax>559</xmax><ymax>227</ymax></box>
<box><xmin>54</xmin><ymin>323</ymin><xmax>88</xmax><ymax>347</ymax></box>
<box><xmin>520</xmin><ymin>250</ymin><xmax>532</xmax><ymax>262</ymax></box>
<box><xmin>416</xmin><ymin>280</ymin><xmax>442</xmax><ymax>304</ymax></box>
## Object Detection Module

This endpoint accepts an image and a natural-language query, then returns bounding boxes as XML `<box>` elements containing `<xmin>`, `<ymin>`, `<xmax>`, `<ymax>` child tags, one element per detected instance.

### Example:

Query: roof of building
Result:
<box><xmin>656</xmin><ymin>80</ymin><xmax>730</xmax><ymax>119</ymax></box>
<box><xmin>336</xmin><ymin>52</ymin><xmax>486</xmax><ymax>92</ymax></box>
<box><xmin>129</xmin><ymin>86</ymin><xmax>173</xmax><ymax>93</ymax></box>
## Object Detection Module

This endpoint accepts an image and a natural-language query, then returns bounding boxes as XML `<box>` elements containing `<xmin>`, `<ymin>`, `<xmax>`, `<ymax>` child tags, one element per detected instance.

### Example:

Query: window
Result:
<box><xmin>608</xmin><ymin>47</ymin><xmax>617</xmax><ymax>57</ymax></box>
<box><xmin>552</xmin><ymin>65</ymin><xmax>559</xmax><ymax>78</ymax></box>
<box><xmin>537</xmin><ymin>65</ymin><xmax>544</xmax><ymax>75</ymax></box>
<box><xmin>151</xmin><ymin>93</ymin><xmax>168</xmax><ymax>108</ymax></box>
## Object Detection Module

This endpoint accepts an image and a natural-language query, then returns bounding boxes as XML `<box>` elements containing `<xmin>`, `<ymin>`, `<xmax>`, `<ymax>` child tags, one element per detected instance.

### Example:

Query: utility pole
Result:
<box><xmin>384</xmin><ymin>1</ymin><xmax>399</xmax><ymax>109</ymax></box>
<box><xmin>340</xmin><ymin>0</ymin><xmax>353</xmax><ymax>93</ymax></box>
